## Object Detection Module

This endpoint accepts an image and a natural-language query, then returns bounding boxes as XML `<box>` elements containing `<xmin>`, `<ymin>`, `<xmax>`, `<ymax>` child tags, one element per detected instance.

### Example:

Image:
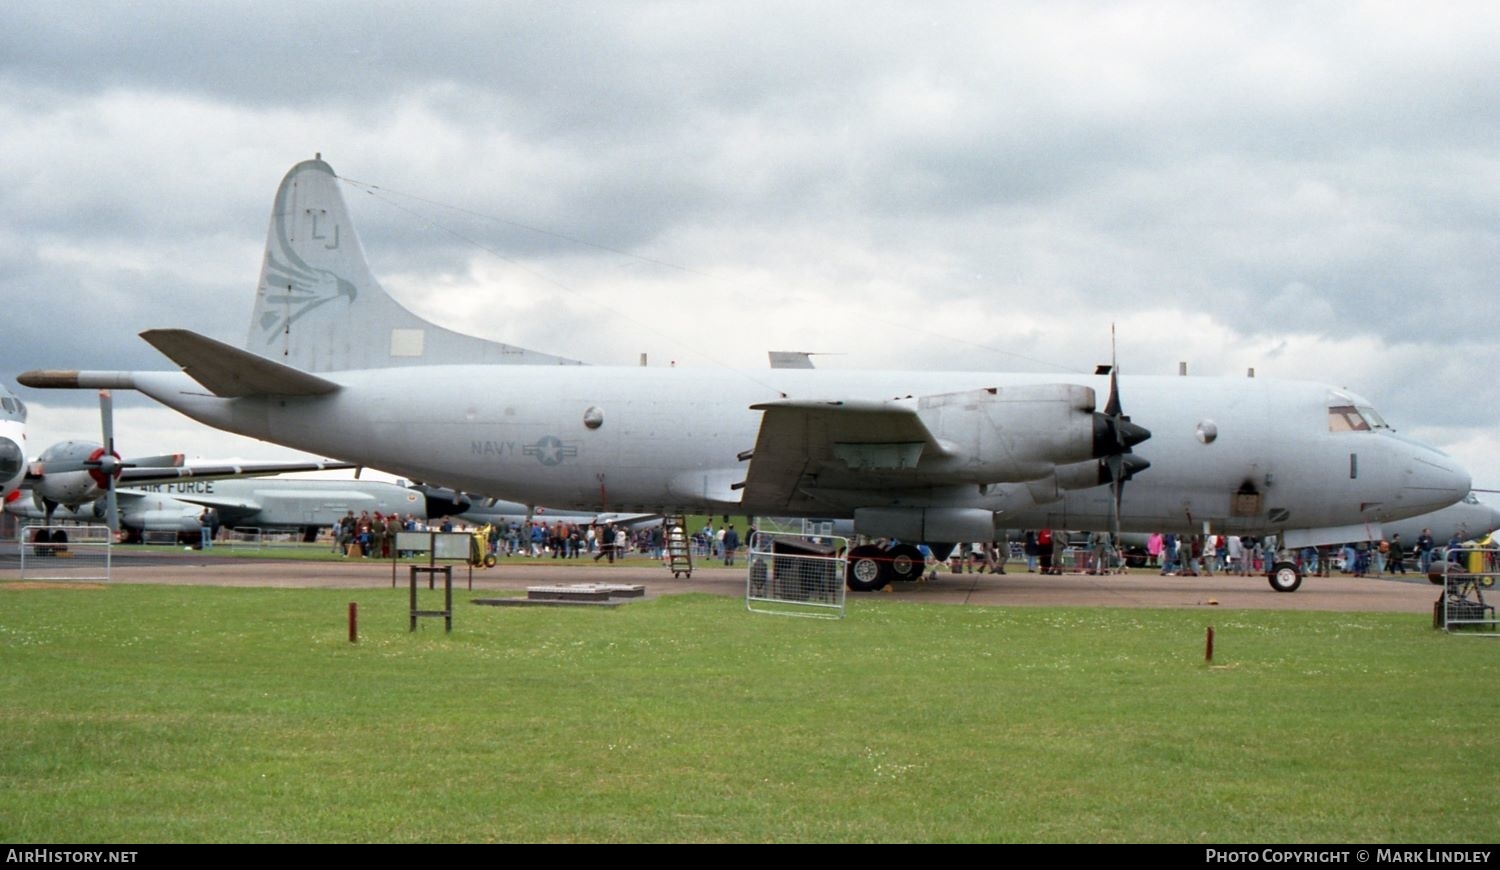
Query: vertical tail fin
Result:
<box><xmin>248</xmin><ymin>156</ymin><xmax>582</xmax><ymax>371</ymax></box>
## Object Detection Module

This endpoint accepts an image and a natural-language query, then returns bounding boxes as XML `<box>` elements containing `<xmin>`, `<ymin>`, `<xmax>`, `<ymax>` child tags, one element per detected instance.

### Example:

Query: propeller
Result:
<box><xmin>80</xmin><ymin>390</ymin><xmax>123</xmax><ymax>531</ymax></box>
<box><xmin>1093</xmin><ymin>329</ymin><xmax>1152</xmax><ymax>550</ymax></box>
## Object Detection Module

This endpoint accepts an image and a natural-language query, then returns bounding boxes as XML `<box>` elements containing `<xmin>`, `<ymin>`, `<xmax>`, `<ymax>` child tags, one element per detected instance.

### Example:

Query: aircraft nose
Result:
<box><xmin>1403</xmin><ymin>452</ymin><xmax>1472</xmax><ymax>514</ymax></box>
<box><xmin>0</xmin><ymin>436</ymin><xmax>23</xmax><ymax>490</ymax></box>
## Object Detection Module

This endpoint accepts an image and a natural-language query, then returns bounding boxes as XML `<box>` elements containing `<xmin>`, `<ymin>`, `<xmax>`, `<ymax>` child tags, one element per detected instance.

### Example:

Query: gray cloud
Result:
<box><xmin>4</xmin><ymin>1</ymin><xmax>1500</xmax><ymax>486</ymax></box>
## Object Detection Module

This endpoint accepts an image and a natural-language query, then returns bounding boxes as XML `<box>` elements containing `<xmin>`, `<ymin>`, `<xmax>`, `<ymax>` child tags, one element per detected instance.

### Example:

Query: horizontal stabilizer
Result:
<box><xmin>141</xmin><ymin>329</ymin><xmax>341</xmax><ymax>397</ymax></box>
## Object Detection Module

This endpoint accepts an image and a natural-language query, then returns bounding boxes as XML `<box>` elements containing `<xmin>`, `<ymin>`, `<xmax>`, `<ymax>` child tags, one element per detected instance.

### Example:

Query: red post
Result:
<box><xmin>348</xmin><ymin>602</ymin><xmax>358</xmax><ymax>643</ymax></box>
<box><xmin>1205</xmin><ymin>625</ymin><xmax>1214</xmax><ymax>662</ymax></box>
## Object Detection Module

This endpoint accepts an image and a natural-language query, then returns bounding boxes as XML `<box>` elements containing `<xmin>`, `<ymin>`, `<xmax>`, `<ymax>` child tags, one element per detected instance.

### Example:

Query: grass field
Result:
<box><xmin>1</xmin><ymin>583</ymin><xmax>1496</xmax><ymax>843</ymax></box>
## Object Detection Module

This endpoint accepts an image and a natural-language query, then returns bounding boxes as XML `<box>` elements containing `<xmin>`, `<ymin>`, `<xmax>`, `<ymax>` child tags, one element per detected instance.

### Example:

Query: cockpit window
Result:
<box><xmin>1328</xmin><ymin>405</ymin><xmax>1369</xmax><ymax>432</ymax></box>
<box><xmin>1328</xmin><ymin>403</ymin><xmax>1390</xmax><ymax>433</ymax></box>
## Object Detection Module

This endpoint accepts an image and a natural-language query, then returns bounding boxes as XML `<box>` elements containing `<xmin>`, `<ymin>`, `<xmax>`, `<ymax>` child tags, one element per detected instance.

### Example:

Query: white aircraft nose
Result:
<box><xmin>0</xmin><ymin>436</ymin><xmax>23</xmax><ymax>496</ymax></box>
<box><xmin>1403</xmin><ymin>453</ymin><xmax>1472</xmax><ymax>514</ymax></box>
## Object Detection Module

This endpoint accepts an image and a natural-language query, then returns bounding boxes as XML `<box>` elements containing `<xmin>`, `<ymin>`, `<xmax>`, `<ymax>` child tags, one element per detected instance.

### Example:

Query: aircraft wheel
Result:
<box><xmin>888</xmin><ymin>543</ymin><xmax>924</xmax><ymax>582</ymax></box>
<box><xmin>1268</xmin><ymin>561</ymin><xmax>1302</xmax><ymax>593</ymax></box>
<box><xmin>846</xmin><ymin>545</ymin><xmax>889</xmax><ymax>591</ymax></box>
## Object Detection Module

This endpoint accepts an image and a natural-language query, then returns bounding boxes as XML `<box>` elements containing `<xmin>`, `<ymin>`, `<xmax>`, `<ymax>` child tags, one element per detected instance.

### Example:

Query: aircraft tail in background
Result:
<box><xmin>248</xmin><ymin>155</ymin><xmax>582</xmax><ymax>372</ymax></box>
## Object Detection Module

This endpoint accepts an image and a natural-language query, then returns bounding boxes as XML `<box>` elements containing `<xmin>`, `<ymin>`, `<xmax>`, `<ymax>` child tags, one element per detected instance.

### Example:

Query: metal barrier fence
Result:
<box><xmin>226</xmin><ymin>527</ymin><xmax>264</xmax><ymax>549</ymax></box>
<box><xmin>745</xmin><ymin>531</ymin><xmax>847</xmax><ymax>619</ymax></box>
<box><xmin>1437</xmin><ymin>546</ymin><xmax>1499</xmax><ymax>635</ymax></box>
<box><xmin>19</xmin><ymin>524</ymin><xmax>113</xmax><ymax>581</ymax></box>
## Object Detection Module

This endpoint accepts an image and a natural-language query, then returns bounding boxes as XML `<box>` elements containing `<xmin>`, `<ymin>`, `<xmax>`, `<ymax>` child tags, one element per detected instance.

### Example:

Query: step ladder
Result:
<box><xmin>664</xmin><ymin>514</ymin><xmax>693</xmax><ymax>578</ymax></box>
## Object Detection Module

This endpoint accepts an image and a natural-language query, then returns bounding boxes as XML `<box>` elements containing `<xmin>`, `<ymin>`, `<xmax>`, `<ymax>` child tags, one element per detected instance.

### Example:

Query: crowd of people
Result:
<box><xmin>330</xmin><ymin>513</ymin><xmax>732</xmax><ymax>563</ymax></box>
<box><xmin>923</xmin><ymin>528</ymin><xmax>1471</xmax><ymax>578</ymax></box>
<box><xmin>332</xmin><ymin>510</ymin><xmax>428</xmax><ymax>558</ymax></box>
<box><xmin>327</xmin><ymin>511</ymin><xmax>1479</xmax><ymax>579</ymax></box>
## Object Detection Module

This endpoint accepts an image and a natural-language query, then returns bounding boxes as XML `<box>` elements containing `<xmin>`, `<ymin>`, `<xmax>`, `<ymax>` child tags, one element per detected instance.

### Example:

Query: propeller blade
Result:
<box><xmin>97</xmin><ymin>388</ymin><xmax>121</xmax><ymax>532</ymax></box>
<box><xmin>99</xmin><ymin>390</ymin><xmax>114</xmax><ymax>454</ymax></box>
<box><xmin>1104</xmin><ymin>366</ymin><xmax>1122</xmax><ymax>419</ymax></box>
<box><xmin>105</xmin><ymin>484</ymin><xmax>119</xmax><ymax>533</ymax></box>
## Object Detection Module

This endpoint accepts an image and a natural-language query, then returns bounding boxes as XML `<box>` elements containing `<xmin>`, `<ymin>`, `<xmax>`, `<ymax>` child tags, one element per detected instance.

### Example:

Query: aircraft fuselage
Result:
<box><xmin>126</xmin><ymin>366</ymin><xmax>1466</xmax><ymax>539</ymax></box>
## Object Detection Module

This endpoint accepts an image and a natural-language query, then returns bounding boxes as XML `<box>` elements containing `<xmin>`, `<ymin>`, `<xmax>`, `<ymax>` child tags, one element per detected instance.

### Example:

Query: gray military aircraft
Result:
<box><xmin>1376</xmin><ymin>492</ymin><xmax>1500</xmax><ymax>549</ymax></box>
<box><xmin>6</xmin><ymin>476</ymin><xmax>428</xmax><ymax>542</ymax></box>
<box><xmin>13</xmin><ymin>389</ymin><xmax>353</xmax><ymax>532</ymax></box>
<box><xmin>412</xmin><ymin>483</ymin><xmax>658</xmax><ymax>530</ymax></box>
<box><xmin>18</xmin><ymin>156</ymin><xmax>1473</xmax><ymax>592</ymax></box>
<box><xmin>0</xmin><ymin>385</ymin><xmax>26</xmax><ymax>506</ymax></box>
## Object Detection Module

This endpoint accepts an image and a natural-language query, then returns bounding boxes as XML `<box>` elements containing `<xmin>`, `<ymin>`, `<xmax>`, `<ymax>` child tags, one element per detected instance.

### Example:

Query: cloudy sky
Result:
<box><xmin>4</xmin><ymin>2</ymin><xmax>1499</xmax><ymax>490</ymax></box>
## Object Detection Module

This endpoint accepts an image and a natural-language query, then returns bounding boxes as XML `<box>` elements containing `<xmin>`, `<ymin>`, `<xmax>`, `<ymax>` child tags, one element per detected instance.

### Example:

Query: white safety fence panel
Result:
<box><xmin>1438</xmin><ymin>546</ymin><xmax>1500</xmax><ymax>635</ymax></box>
<box><xmin>19</xmin><ymin>524</ymin><xmax>113</xmax><ymax>582</ymax></box>
<box><xmin>226</xmin><ymin>527</ymin><xmax>264</xmax><ymax>549</ymax></box>
<box><xmin>745</xmin><ymin>531</ymin><xmax>847</xmax><ymax>619</ymax></box>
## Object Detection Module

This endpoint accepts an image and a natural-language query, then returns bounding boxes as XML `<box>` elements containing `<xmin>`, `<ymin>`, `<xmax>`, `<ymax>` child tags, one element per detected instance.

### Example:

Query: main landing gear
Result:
<box><xmin>845</xmin><ymin>543</ymin><xmax>927</xmax><ymax>591</ymax></box>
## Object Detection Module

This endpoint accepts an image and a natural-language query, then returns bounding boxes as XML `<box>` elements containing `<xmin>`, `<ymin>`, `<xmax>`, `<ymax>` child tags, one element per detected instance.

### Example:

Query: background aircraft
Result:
<box><xmin>0</xmin><ymin>385</ymin><xmax>26</xmax><ymax>505</ymax></box>
<box><xmin>1378</xmin><ymin>492</ymin><xmax>1500</xmax><ymax>548</ymax></box>
<box><xmin>8</xmin><ymin>476</ymin><xmax>426</xmax><ymax>542</ymax></box>
<box><xmin>11</xmin><ymin>389</ymin><xmax>353</xmax><ymax>533</ymax></box>
<box><xmin>412</xmin><ymin>484</ymin><xmax>659</xmax><ymax>529</ymax></box>
<box><xmin>19</xmin><ymin>157</ymin><xmax>1472</xmax><ymax>592</ymax></box>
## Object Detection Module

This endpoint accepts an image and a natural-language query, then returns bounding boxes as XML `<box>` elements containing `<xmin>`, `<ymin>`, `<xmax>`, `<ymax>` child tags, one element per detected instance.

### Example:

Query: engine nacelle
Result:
<box><xmin>133</xmin><ymin>509</ymin><xmax>202</xmax><ymax>533</ymax></box>
<box><xmin>854</xmin><ymin>507</ymin><xmax>997</xmax><ymax>543</ymax></box>
<box><xmin>915</xmin><ymin>385</ymin><xmax>1103</xmax><ymax>482</ymax></box>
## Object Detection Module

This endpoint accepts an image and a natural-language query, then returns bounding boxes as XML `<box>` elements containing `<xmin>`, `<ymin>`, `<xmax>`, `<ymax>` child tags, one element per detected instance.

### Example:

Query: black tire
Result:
<box><xmin>749</xmin><ymin>561</ymin><xmax>768</xmax><ymax>596</ymax></box>
<box><xmin>482</xmin><ymin>554</ymin><xmax>497</xmax><ymax>568</ymax></box>
<box><xmin>846</xmin><ymin>544</ymin><xmax>890</xmax><ymax>592</ymax></box>
<box><xmin>888</xmin><ymin>543</ymin><xmax>925</xmax><ymax>582</ymax></box>
<box><xmin>31</xmin><ymin>528</ymin><xmax>51</xmax><ymax>557</ymax></box>
<box><xmin>1268</xmin><ymin>560</ymin><xmax>1302</xmax><ymax>593</ymax></box>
